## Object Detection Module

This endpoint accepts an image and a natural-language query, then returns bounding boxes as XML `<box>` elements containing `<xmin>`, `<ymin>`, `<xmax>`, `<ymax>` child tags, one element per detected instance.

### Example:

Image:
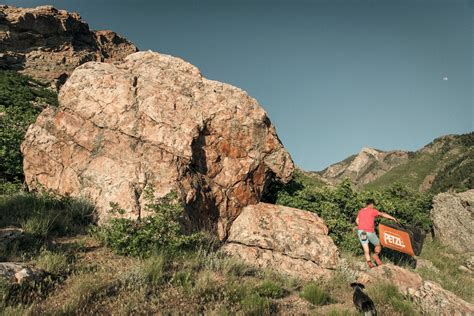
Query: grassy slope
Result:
<box><xmin>364</xmin><ymin>133</ymin><xmax>474</xmax><ymax>192</ymax></box>
<box><xmin>364</xmin><ymin>151</ymin><xmax>440</xmax><ymax>191</ymax></box>
<box><xmin>1</xmin><ymin>193</ymin><xmax>424</xmax><ymax>315</ymax></box>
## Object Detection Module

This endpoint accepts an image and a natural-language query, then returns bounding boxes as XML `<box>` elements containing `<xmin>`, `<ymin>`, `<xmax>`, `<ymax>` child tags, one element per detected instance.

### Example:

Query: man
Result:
<box><xmin>356</xmin><ymin>199</ymin><xmax>398</xmax><ymax>268</ymax></box>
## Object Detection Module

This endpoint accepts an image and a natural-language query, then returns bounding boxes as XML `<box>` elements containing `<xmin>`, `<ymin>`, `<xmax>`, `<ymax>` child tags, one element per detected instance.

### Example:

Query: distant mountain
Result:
<box><xmin>313</xmin><ymin>132</ymin><xmax>474</xmax><ymax>192</ymax></box>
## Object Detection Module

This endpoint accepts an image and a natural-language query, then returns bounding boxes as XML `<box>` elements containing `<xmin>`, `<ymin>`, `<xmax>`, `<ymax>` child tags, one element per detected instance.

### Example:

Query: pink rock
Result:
<box><xmin>21</xmin><ymin>51</ymin><xmax>294</xmax><ymax>239</ymax></box>
<box><xmin>223</xmin><ymin>203</ymin><xmax>339</xmax><ymax>279</ymax></box>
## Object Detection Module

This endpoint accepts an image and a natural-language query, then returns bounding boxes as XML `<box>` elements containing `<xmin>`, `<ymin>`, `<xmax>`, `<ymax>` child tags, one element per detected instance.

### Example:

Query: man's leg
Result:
<box><xmin>362</xmin><ymin>243</ymin><xmax>371</xmax><ymax>261</ymax></box>
<box><xmin>358</xmin><ymin>230</ymin><xmax>375</xmax><ymax>268</ymax></box>
<box><xmin>370</xmin><ymin>233</ymin><xmax>383</xmax><ymax>266</ymax></box>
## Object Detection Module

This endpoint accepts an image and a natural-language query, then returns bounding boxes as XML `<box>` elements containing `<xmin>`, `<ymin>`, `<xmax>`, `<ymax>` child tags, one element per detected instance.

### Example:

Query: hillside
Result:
<box><xmin>315</xmin><ymin>148</ymin><xmax>413</xmax><ymax>188</ymax></box>
<box><xmin>315</xmin><ymin>133</ymin><xmax>474</xmax><ymax>193</ymax></box>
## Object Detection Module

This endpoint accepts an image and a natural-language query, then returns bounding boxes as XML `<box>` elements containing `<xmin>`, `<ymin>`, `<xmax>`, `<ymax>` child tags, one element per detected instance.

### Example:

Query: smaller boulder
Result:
<box><xmin>412</xmin><ymin>281</ymin><xmax>474</xmax><ymax>316</ymax></box>
<box><xmin>0</xmin><ymin>262</ymin><xmax>45</xmax><ymax>284</ymax></box>
<box><xmin>356</xmin><ymin>263</ymin><xmax>423</xmax><ymax>295</ymax></box>
<box><xmin>431</xmin><ymin>190</ymin><xmax>473</xmax><ymax>253</ymax></box>
<box><xmin>223</xmin><ymin>203</ymin><xmax>339</xmax><ymax>279</ymax></box>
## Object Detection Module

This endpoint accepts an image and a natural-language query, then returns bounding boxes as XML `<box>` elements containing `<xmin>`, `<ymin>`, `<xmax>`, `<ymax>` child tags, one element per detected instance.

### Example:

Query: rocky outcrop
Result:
<box><xmin>316</xmin><ymin>147</ymin><xmax>411</xmax><ymax>187</ymax></box>
<box><xmin>355</xmin><ymin>264</ymin><xmax>474</xmax><ymax>316</ymax></box>
<box><xmin>21</xmin><ymin>51</ymin><xmax>294</xmax><ymax>238</ymax></box>
<box><xmin>412</xmin><ymin>281</ymin><xmax>474</xmax><ymax>316</ymax></box>
<box><xmin>431</xmin><ymin>190</ymin><xmax>474</xmax><ymax>253</ymax></box>
<box><xmin>223</xmin><ymin>203</ymin><xmax>338</xmax><ymax>279</ymax></box>
<box><xmin>0</xmin><ymin>5</ymin><xmax>137</xmax><ymax>88</ymax></box>
<box><xmin>0</xmin><ymin>262</ymin><xmax>45</xmax><ymax>284</ymax></box>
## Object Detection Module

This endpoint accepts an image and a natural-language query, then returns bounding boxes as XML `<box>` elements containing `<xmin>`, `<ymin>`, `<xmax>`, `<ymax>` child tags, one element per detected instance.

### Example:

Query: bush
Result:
<box><xmin>299</xmin><ymin>282</ymin><xmax>330</xmax><ymax>305</ymax></box>
<box><xmin>254</xmin><ymin>279</ymin><xmax>286</xmax><ymax>299</ymax></box>
<box><xmin>0</xmin><ymin>193</ymin><xmax>96</xmax><ymax>238</ymax></box>
<box><xmin>275</xmin><ymin>177</ymin><xmax>432</xmax><ymax>254</ymax></box>
<box><xmin>96</xmin><ymin>190</ymin><xmax>209</xmax><ymax>258</ymax></box>
<box><xmin>35</xmin><ymin>248</ymin><xmax>69</xmax><ymax>276</ymax></box>
<box><xmin>240</xmin><ymin>293</ymin><xmax>272</xmax><ymax>316</ymax></box>
<box><xmin>367</xmin><ymin>282</ymin><xmax>418</xmax><ymax>316</ymax></box>
<box><xmin>0</xmin><ymin>71</ymin><xmax>58</xmax><ymax>188</ymax></box>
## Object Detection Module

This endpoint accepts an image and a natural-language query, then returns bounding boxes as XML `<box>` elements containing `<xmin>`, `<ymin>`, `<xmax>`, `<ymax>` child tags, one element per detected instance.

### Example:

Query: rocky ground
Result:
<box><xmin>1</xmin><ymin>222</ymin><xmax>473</xmax><ymax>315</ymax></box>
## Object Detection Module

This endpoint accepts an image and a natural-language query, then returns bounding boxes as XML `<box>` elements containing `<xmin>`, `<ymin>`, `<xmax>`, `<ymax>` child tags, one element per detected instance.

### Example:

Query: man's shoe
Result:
<box><xmin>373</xmin><ymin>254</ymin><xmax>383</xmax><ymax>266</ymax></box>
<box><xmin>367</xmin><ymin>261</ymin><xmax>375</xmax><ymax>269</ymax></box>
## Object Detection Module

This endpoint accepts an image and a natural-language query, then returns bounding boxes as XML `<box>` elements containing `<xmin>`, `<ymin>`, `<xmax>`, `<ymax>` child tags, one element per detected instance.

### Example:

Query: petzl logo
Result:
<box><xmin>383</xmin><ymin>232</ymin><xmax>406</xmax><ymax>248</ymax></box>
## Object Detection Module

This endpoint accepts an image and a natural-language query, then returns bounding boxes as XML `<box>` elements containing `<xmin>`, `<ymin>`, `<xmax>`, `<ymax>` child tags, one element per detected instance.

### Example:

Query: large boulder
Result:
<box><xmin>431</xmin><ymin>190</ymin><xmax>474</xmax><ymax>253</ymax></box>
<box><xmin>223</xmin><ymin>203</ymin><xmax>339</xmax><ymax>279</ymax></box>
<box><xmin>0</xmin><ymin>5</ymin><xmax>137</xmax><ymax>88</ymax></box>
<box><xmin>21</xmin><ymin>51</ymin><xmax>294</xmax><ymax>238</ymax></box>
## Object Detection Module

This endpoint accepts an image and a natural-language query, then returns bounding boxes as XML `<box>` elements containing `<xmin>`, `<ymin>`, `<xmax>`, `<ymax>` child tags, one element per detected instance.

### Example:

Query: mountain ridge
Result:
<box><xmin>311</xmin><ymin>132</ymin><xmax>474</xmax><ymax>192</ymax></box>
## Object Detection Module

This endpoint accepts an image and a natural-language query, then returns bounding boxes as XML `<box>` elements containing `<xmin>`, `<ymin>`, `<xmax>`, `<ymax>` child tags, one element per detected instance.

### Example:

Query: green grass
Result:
<box><xmin>0</xmin><ymin>193</ymin><xmax>95</xmax><ymax>236</ymax></box>
<box><xmin>60</xmin><ymin>272</ymin><xmax>115</xmax><ymax>315</ymax></box>
<box><xmin>367</xmin><ymin>282</ymin><xmax>418</xmax><ymax>316</ymax></box>
<box><xmin>254</xmin><ymin>279</ymin><xmax>286</xmax><ymax>299</ymax></box>
<box><xmin>240</xmin><ymin>293</ymin><xmax>273</xmax><ymax>316</ymax></box>
<box><xmin>299</xmin><ymin>281</ymin><xmax>331</xmax><ymax>306</ymax></box>
<box><xmin>418</xmin><ymin>239</ymin><xmax>473</xmax><ymax>302</ymax></box>
<box><xmin>365</xmin><ymin>152</ymin><xmax>440</xmax><ymax>191</ymax></box>
<box><xmin>35</xmin><ymin>248</ymin><xmax>69</xmax><ymax>276</ymax></box>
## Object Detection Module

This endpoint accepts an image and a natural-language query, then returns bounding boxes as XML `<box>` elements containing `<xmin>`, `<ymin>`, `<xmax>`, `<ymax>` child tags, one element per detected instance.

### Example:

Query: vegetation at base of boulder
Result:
<box><xmin>35</xmin><ymin>248</ymin><xmax>70</xmax><ymax>276</ymax></box>
<box><xmin>0</xmin><ymin>193</ymin><xmax>95</xmax><ymax>237</ymax></box>
<box><xmin>0</xmin><ymin>71</ymin><xmax>58</xmax><ymax>193</ymax></box>
<box><xmin>367</xmin><ymin>282</ymin><xmax>418</xmax><ymax>316</ymax></box>
<box><xmin>299</xmin><ymin>281</ymin><xmax>331</xmax><ymax>305</ymax></box>
<box><xmin>274</xmin><ymin>177</ymin><xmax>432</xmax><ymax>254</ymax></box>
<box><xmin>95</xmin><ymin>190</ymin><xmax>213</xmax><ymax>258</ymax></box>
<box><xmin>418</xmin><ymin>239</ymin><xmax>474</xmax><ymax>302</ymax></box>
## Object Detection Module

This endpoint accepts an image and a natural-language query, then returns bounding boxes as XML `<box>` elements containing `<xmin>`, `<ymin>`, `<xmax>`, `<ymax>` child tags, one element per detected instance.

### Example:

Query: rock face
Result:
<box><xmin>431</xmin><ymin>190</ymin><xmax>474</xmax><ymax>253</ymax></box>
<box><xmin>356</xmin><ymin>263</ymin><xmax>474</xmax><ymax>316</ymax></box>
<box><xmin>223</xmin><ymin>203</ymin><xmax>339</xmax><ymax>279</ymax></box>
<box><xmin>21</xmin><ymin>51</ymin><xmax>294</xmax><ymax>238</ymax></box>
<box><xmin>0</xmin><ymin>262</ymin><xmax>45</xmax><ymax>284</ymax></box>
<box><xmin>316</xmin><ymin>147</ymin><xmax>411</xmax><ymax>187</ymax></box>
<box><xmin>0</xmin><ymin>5</ymin><xmax>137</xmax><ymax>88</ymax></box>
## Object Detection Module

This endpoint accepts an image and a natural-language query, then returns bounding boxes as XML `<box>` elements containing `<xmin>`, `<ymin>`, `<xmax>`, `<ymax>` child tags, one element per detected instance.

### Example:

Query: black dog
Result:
<box><xmin>350</xmin><ymin>282</ymin><xmax>377</xmax><ymax>316</ymax></box>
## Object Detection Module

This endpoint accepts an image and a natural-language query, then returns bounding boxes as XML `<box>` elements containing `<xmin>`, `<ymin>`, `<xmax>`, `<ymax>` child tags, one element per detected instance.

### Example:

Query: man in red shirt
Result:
<box><xmin>356</xmin><ymin>199</ymin><xmax>398</xmax><ymax>268</ymax></box>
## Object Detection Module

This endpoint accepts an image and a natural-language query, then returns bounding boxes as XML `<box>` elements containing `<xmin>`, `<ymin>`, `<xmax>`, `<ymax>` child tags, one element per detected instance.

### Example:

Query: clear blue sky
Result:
<box><xmin>6</xmin><ymin>0</ymin><xmax>473</xmax><ymax>170</ymax></box>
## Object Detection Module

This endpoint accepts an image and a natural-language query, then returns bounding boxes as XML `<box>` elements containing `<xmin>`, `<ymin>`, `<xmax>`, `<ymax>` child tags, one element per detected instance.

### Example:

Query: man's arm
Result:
<box><xmin>355</xmin><ymin>215</ymin><xmax>359</xmax><ymax>225</ymax></box>
<box><xmin>379</xmin><ymin>212</ymin><xmax>398</xmax><ymax>222</ymax></box>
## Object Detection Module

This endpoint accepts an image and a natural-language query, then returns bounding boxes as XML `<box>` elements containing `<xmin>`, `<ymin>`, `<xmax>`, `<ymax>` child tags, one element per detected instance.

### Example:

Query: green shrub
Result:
<box><xmin>0</xmin><ymin>193</ymin><xmax>95</xmax><ymax>239</ymax></box>
<box><xmin>171</xmin><ymin>269</ymin><xmax>195</xmax><ymax>294</ymax></box>
<box><xmin>299</xmin><ymin>282</ymin><xmax>330</xmax><ymax>305</ymax></box>
<box><xmin>35</xmin><ymin>248</ymin><xmax>69</xmax><ymax>275</ymax></box>
<box><xmin>367</xmin><ymin>283</ymin><xmax>418</xmax><ymax>316</ymax></box>
<box><xmin>138</xmin><ymin>254</ymin><xmax>168</xmax><ymax>287</ymax></box>
<box><xmin>60</xmin><ymin>272</ymin><xmax>116</xmax><ymax>314</ymax></box>
<box><xmin>21</xmin><ymin>212</ymin><xmax>59</xmax><ymax>238</ymax></box>
<box><xmin>275</xmin><ymin>177</ymin><xmax>432</xmax><ymax>254</ymax></box>
<box><xmin>192</xmin><ymin>271</ymin><xmax>221</xmax><ymax>303</ymax></box>
<box><xmin>96</xmin><ymin>190</ymin><xmax>208</xmax><ymax>258</ymax></box>
<box><xmin>0</xmin><ymin>71</ymin><xmax>58</xmax><ymax>189</ymax></box>
<box><xmin>240</xmin><ymin>293</ymin><xmax>272</xmax><ymax>316</ymax></box>
<box><xmin>254</xmin><ymin>279</ymin><xmax>286</xmax><ymax>299</ymax></box>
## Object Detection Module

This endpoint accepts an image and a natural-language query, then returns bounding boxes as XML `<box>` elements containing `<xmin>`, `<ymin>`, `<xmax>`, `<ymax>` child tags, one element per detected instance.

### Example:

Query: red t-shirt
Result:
<box><xmin>357</xmin><ymin>207</ymin><xmax>379</xmax><ymax>232</ymax></box>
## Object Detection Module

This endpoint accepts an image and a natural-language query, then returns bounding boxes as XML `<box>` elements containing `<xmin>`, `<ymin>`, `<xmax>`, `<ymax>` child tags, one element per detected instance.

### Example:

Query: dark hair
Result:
<box><xmin>366</xmin><ymin>198</ymin><xmax>375</xmax><ymax>206</ymax></box>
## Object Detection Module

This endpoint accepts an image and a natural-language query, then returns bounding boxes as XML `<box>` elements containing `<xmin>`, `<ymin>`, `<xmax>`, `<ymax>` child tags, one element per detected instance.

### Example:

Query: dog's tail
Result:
<box><xmin>362</xmin><ymin>302</ymin><xmax>377</xmax><ymax>316</ymax></box>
